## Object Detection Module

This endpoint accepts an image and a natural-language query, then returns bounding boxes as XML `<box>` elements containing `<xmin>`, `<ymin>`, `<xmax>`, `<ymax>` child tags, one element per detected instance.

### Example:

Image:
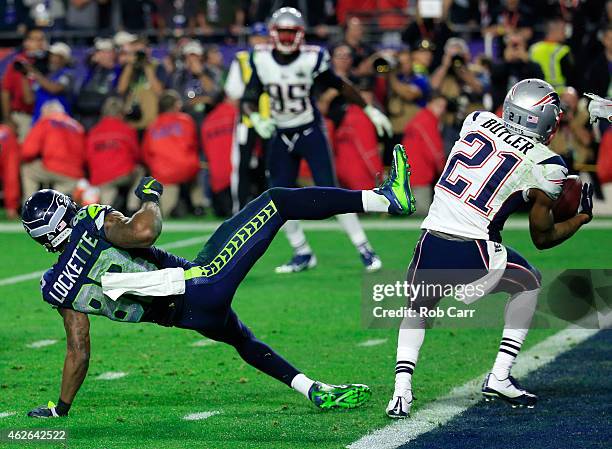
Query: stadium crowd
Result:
<box><xmin>0</xmin><ymin>0</ymin><xmax>611</xmax><ymax>219</ymax></box>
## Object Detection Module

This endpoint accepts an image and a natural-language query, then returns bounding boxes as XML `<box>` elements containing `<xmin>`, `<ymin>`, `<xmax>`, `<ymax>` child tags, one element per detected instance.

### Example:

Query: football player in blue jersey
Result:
<box><xmin>22</xmin><ymin>145</ymin><xmax>415</xmax><ymax>418</ymax></box>
<box><xmin>242</xmin><ymin>7</ymin><xmax>393</xmax><ymax>274</ymax></box>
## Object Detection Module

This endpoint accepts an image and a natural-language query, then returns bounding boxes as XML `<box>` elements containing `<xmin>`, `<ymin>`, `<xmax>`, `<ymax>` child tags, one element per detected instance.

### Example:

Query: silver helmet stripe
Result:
<box><xmin>26</xmin><ymin>205</ymin><xmax>67</xmax><ymax>238</ymax></box>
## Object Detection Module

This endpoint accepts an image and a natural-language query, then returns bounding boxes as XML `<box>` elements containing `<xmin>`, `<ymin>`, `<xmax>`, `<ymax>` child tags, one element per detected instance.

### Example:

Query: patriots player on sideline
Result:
<box><xmin>386</xmin><ymin>79</ymin><xmax>594</xmax><ymax>418</ymax></box>
<box><xmin>22</xmin><ymin>145</ymin><xmax>415</xmax><ymax>418</ymax></box>
<box><xmin>242</xmin><ymin>7</ymin><xmax>393</xmax><ymax>274</ymax></box>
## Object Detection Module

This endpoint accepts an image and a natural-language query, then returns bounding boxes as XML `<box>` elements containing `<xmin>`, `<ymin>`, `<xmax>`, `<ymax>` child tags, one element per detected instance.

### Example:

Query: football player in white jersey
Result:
<box><xmin>242</xmin><ymin>7</ymin><xmax>393</xmax><ymax>274</ymax></box>
<box><xmin>386</xmin><ymin>79</ymin><xmax>595</xmax><ymax>418</ymax></box>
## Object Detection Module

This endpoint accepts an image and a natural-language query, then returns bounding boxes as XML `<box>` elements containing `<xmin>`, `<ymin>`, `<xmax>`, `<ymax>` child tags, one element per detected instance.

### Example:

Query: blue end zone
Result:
<box><xmin>400</xmin><ymin>330</ymin><xmax>612</xmax><ymax>449</ymax></box>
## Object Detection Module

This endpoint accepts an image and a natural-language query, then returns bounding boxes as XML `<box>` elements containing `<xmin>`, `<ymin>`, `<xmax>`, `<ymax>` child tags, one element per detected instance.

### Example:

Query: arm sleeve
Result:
<box><xmin>224</xmin><ymin>59</ymin><xmax>245</xmax><ymax>100</ymax></box>
<box><xmin>526</xmin><ymin>155</ymin><xmax>569</xmax><ymax>201</ymax></box>
<box><xmin>314</xmin><ymin>69</ymin><xmax>344</xmax><ymax>91</ymax></box>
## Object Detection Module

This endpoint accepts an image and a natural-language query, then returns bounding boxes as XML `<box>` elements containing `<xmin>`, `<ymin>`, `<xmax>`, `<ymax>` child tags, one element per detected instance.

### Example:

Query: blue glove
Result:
<box><xmin>578</xmin><ymin>182</ymin><xmax>593</xmax><ymax>221</ymax></box>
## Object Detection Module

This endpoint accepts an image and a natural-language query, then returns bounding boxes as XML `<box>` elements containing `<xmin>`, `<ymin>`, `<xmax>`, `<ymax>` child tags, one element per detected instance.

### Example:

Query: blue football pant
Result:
<box><xmin>174</xmin><ymin>187</ymin><xmax>364</xmax><ymax>386</ymax></box>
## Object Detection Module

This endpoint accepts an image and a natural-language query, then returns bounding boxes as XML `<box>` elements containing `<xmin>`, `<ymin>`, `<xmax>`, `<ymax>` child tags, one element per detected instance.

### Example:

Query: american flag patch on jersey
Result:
<box><xmin>526</xmin><ymin>115</ymin><xmax>539</xmax><ymax>128</ymax></box>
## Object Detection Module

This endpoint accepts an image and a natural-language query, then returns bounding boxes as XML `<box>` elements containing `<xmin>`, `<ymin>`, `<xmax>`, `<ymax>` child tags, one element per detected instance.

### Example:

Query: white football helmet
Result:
<box><xmin>269</xmin><ymin>7</ymin><xmax>305</xmax><ymax>54</ymax></box>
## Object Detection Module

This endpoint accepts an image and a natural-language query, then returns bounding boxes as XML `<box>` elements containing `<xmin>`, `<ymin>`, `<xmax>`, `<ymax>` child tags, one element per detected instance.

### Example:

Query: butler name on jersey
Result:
<box><xmin>422</xmin><ymin>109</ymin><xmax>568</xmax><ymax>242</ymax></box>
<box><xmin>248</xmin><ymin>43</ymin><xmax>329</xmax><ymax>129</ymax></box>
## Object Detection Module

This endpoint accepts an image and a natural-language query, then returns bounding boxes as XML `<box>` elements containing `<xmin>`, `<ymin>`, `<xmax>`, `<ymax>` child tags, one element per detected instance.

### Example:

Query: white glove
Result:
<box><xmin>364</xmin><ymin>104</ymin><xmax>392</xmax><ymax>137</ymax></box>
<box><xmin>249</xmin><ymin>112</ymin><xmax>276</xmax><ymax>139</ymax></box>
<box><xmin>584</xmin><ymin>93</ymin><xmax>612</xmax><ymax>124</ymax></box>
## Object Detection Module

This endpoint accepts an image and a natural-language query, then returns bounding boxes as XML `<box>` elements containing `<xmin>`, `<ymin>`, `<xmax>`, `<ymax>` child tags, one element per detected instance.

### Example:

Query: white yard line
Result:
<box><xmin>347</xmin><ymin>326</ymin><xmax>602</xmax><ymax>449</ymax></box>
<box><xmin>0</xmin><ymin>235</ymin><xmax>210</xmax><ymax>289</ymax></box>
<box><xmin>0</xmin><ymin>270</ymin><xmax>46</xmax><ymax>287</ymax></box>
<box><xmin>183</xmin><ymin>410</ymin><xmax>221</xmax><ymax>421</ymax></box>
<box><xmin>0</xmin><ymin>411</ymin><xmax>17</xmax><ymax>418</ymax></box>
<box><xmin>357</xmin><ymin>338</ymin><xmax>388</xmax><ymax>347</ymax></box>
<box><xmin>191</xmin><ymin>339</ymin><xmax>218</xmax><ymax>347</ymax></box>
<box><xmin>2</xmin><ymin>219</ymin><xmax>612</xmax><ymax>233</ymax></box>
<box><xmin>96</xmin><ymin>371</ymin><xmax>128</xmax><ymax>380</ymax></box>
<box><xmin>26</xmin><ymin>339</ymin><xmax>58</xmax><ymax>349</ymax></box>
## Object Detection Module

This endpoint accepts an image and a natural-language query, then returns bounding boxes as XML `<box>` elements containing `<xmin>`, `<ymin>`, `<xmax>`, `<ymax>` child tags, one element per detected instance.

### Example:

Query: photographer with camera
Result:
<box><xmin>549</xmin><ymin>87</ymin><xmax>594</xmax><ymax>169</ymax></box>
<box><xmin>75</xmin><ymin>38</ymin><xmax>121</xmax><ymax>130</ymax></box>
<box><xmin>387</xmin><ymin>48</ymin><xmax>430</xmax><ymax>148</ymax></box>
<box><xmin>490</xmin><ymin>32</ymin><xmax>544</xmax><ymax>111</ymax></box>
<box><xmin>165</xmin><ymin>40</ymin><xmax>220</xmax><ymax>125</ymax></box>
<box><xmin>430</xmin><ymin>38</ymin><xmax>484</xmax><ymax>100</ymax></box>
<box><xmin>20</xmin><ymin>42</ymin><xmax>74</xmax><ymax>125</ymax></box>
<box><xmin>430</xmin><ymin>38</ymin><xmax>486</xmax><ymax>150</ymax></box>
<box><xmin>117</xmin><ymin>36</ymin><xmax>165</xmax><ymax>131</ymax></box>
<box><xmin>1</xmin><ymin>28</ymin><xmax>47</xmax><ymax>141</ymax></box>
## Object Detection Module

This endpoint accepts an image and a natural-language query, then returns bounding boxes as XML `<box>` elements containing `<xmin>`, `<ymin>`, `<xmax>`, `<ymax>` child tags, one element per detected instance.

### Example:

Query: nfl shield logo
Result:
<box><xmin>526</xmin><ymin>115</ymin><xmax>539</xmax><ymax>128</ymax></box>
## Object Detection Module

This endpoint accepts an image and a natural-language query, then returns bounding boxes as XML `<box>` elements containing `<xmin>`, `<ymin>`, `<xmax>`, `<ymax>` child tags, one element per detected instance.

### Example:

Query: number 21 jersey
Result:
<box><xmin>422</xmin><ymin>111</ymin><xmax>568</xmax><ymax>242</ymax></box>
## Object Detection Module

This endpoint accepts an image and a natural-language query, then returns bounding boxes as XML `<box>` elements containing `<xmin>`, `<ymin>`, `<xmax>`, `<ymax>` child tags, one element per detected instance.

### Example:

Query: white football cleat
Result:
<box><xmin>482</xmin><ymin>373</ymin><xmax>537</xmax><ymax>408</ymax></box>
<box><xmin>275</xmin><ymin>253</ymin><xmax>317</xmax><ymax>274</ymax></box>
<box><xmin>386</xmin><ymin>391</ymin><xmax>413</xmax><ymax>419</ymax></box>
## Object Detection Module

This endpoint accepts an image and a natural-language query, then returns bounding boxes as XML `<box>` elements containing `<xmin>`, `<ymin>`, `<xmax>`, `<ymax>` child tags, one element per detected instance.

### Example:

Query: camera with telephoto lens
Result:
<box><xmin>372</xmin><ymin>54</ymin><xmax>397</xmax><ymax>74</ymax></box>
<box><xmin>135</xmin><ymin>49</ymin><xmax>147</xmax><ymax>65</ymax></box>
<box><xmin>451</xmin><ymin>54</ymin><xmax>465</xmax><ymax>69</ymax></box>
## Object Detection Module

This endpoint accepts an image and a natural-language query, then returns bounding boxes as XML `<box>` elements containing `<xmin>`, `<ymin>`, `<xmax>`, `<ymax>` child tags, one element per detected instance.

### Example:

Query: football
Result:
<box><xmin>552</xmin><ymin>175</ymin><xmax>582</xmax><ymax>222</ymax></box>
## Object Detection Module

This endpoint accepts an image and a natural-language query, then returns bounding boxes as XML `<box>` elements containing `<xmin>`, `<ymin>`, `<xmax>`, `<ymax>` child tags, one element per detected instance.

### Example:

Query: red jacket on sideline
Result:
<box><xmin>86</xmin><ymin>117</ymin><xmax>139</xmax><ymax>186</ymax></box>
<box><xmin>334</xmin><ymin>105</ymin><xmax>382</xmax><ymax>190</ymax></box>
<box><xmin>22</xmin><ymin>112</ymin><xmax>85</xmax><ymax>179</ymax></box>
<box><xmin>401</xmin><ymin>108</ymin><xmax>445</xmax><ymax>187</ymax></box>
<box><xmin>598</xmin><ymin>128</ymin><xmax>612</xmax><ymax>184</ymax></box>
<box><xmin>0</xmin><ymin>125</ymin><xmax>21</xmax><ymax>211</ymax></box>
<box><xmin>142</xmin><ymin>112</ymin><xmax>200</xmax><ymax>185</ymax></box>
<box><xmin>201</xmin><ymin>102</ymin><xmax>237</xmax><ymax>193</ymax></box>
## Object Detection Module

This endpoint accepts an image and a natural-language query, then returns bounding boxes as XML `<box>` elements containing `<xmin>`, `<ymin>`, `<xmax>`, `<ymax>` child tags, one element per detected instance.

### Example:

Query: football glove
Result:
<box><xmin>249</xmin><ymin>113</ymin><xmax>276</xmax><ymax>139</ymax></box>
<box><xmin>364</xmin><ymin>104</ymin><xmax>393</xmax><ymax>137</ymax></box>
<box><xmin>28</xmin><ymin>400</ymin><xmax>69</xmax><ymax>418</ymax></box>
<box><xmin>584</xmin><ymin>93</ymin><xmax>612</xmax><ymax>124</ymax></box>
<box><xmin>135</xmin><ymin>176</ymin><xmax>164</xmax><ymax>204</ymax></box>
<box><xmin>578</xmin><ymin>182</ymin><xmax>594</xmax><ymax>222</ymax></box>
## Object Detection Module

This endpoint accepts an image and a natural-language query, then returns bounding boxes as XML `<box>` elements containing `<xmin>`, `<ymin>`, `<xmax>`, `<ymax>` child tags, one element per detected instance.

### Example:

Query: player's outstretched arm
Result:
<box><xmin>28</xmin><ymin>309</ymin><xmax>90</xmax><ymax>418</ymax></box>
<box><xmin>528</xmin><ymin>187</ymin><xmax>592</xmax><ymax>249</ymax></box>
<box><xmin>104</xmin><ymin>177</ymin><xmax>163</xmax><ymax>248</ymax></box>
<box><xmin>315</xmin><ymin>69</ymin><xmax>392</xmax><ymax>137</ymax></box>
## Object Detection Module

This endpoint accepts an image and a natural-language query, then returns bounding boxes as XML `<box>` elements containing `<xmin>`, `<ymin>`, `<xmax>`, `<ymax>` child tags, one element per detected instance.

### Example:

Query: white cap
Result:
<box><xmin>94</xmin><ymin>38</ymin><xmax>114</xmax><ymax>52</ymax></box>
<box><xmin>182</xmin><ymin>40</ymin><xmax>203</xmax><ymax>56</ymax></box>
<box><xmin>113</xmin><ymin>31</ymin><xmax>137</xmax><ymax>47</ymax></box>
<box><xmin>49</xmin><ymin>42</ymin><xmax>71</xmax><ymax>59</ymax></box>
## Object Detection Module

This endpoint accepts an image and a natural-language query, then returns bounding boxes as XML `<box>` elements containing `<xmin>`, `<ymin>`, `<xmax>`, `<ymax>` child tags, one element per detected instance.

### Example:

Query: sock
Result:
<box><xmin>268</xmin><ymin>187</ymin><xmax>364</xmax><ymax>220</ymax></box>
<box><xmin>336</xmin><ymin>213</ymin><xmax>368</xmax><ymax>249</ymax></box>
<box><xmin>283</xmin><ymin>220</ymin><xmax>312</xmax><ymax>255</ymax></box>
<box><xmin>291</xmin><ymin>373</ymin><xmax>315</xmax><ymax>398</ymax></box>
<box><xmin>393</xmin><ymin>316</ymin><xmax>426</xmax><ymax>397</ymax></box>
<box><xmin>362</xmin><ymin>190</ymin><xmax>390</xmax><ymax>213</ymax></box>
<box><xmin>491</xmin><ymin>289</ymin><xmax>538</xmax><ymax>379</ymax></box>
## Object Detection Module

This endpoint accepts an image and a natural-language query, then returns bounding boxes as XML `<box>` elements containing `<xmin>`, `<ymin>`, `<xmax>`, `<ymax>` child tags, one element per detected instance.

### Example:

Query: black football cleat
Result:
<box><xmin>482</xmin><ymin>373</ymin><xmax>537</xmax><ymax>408</ymax></box>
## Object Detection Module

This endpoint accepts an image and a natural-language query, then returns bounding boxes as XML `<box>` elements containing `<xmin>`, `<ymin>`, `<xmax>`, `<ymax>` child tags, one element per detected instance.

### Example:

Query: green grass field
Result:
<box><xmin>0</xmin><ymin>218</ymin><xmax>610</xmax><ymax>449</ymax></box>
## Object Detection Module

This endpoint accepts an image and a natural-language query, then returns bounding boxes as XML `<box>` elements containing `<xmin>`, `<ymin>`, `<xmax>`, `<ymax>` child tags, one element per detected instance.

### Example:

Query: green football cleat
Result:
<box><xmin>308</xmin><ymin>382</ymin><xmax>372</xmax><ymax>410</ymax></box>
<box><xmin>375</xmin><ymin>144</ymin><xmax>416</xmax><ymax>215</ymax></box>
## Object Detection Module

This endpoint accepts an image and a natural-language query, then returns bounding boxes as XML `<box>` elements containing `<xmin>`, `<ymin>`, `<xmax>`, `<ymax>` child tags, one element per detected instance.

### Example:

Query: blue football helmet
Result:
<box><xmin>22</xmin><ymin>189</ymin><xmax>78</xmax><ymax>252</ymax></box>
